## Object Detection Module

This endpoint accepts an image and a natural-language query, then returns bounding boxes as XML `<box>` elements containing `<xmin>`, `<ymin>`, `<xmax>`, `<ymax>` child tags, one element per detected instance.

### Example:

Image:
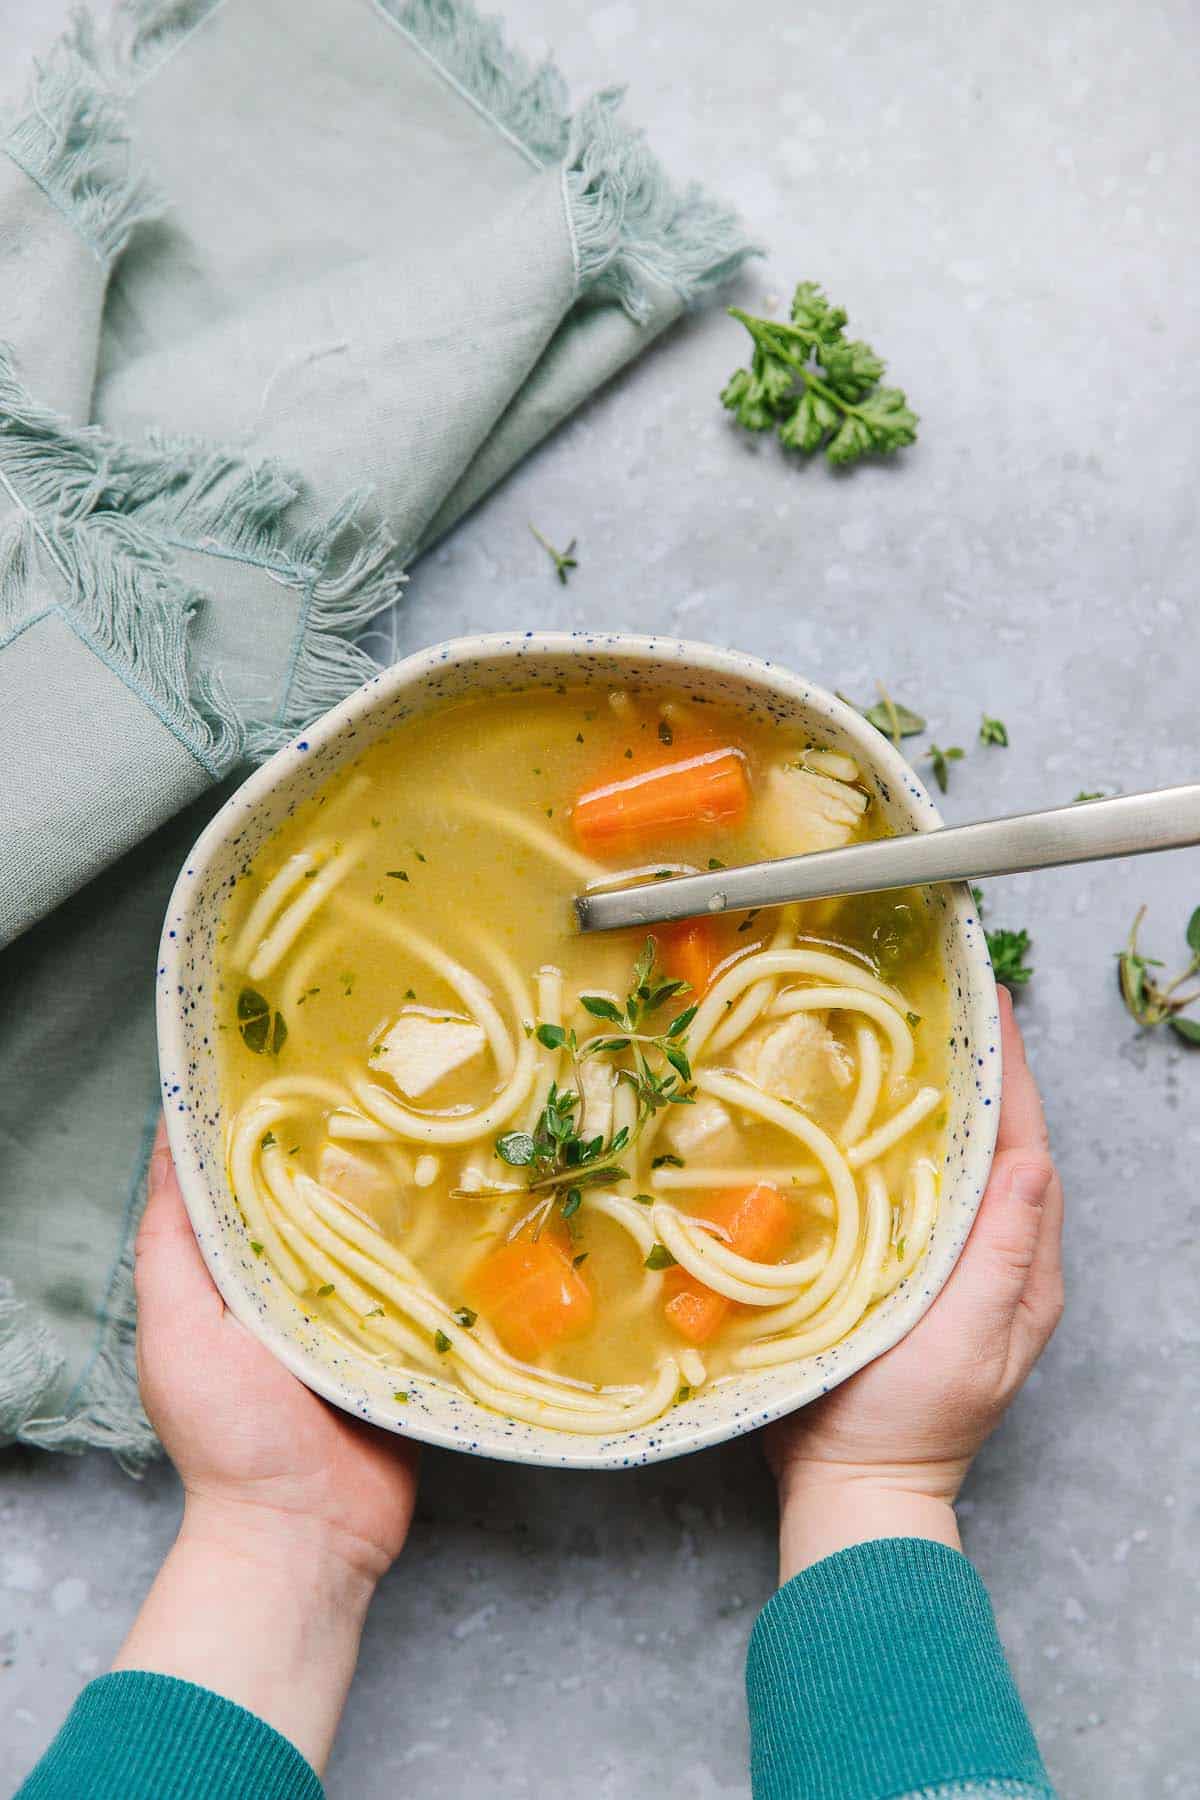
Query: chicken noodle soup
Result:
<box><xmin>217</xmin><ymin>688</ymin><xmax>948</xmax><ymax>1432</ymax></box>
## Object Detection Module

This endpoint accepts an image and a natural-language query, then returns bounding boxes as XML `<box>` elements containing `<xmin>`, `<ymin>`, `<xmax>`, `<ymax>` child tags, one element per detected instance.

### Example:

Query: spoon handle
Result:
<box><xmin>575</xmin><ymin>784</ymin><xmax>1200</xmax><ymax>934</ymax></box>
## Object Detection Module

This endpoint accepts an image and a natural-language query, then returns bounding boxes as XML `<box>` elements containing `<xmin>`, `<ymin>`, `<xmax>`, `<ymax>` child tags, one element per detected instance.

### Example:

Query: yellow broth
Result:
<box><xmin>215</xmin><ymin>687</ymin><xmax>948</xmax><ymax>1419</ymax></box>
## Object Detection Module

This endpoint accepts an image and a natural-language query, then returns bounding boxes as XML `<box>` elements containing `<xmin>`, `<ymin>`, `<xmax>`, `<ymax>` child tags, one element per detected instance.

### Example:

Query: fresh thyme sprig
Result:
<box><xmin>529</xmin><ymin>524</ymin><xmax>578</xmax><ymax>585</ymax></box>
<box><xmin>453</xmin><ymin>939</ymin><xmax>696</xmax><ymax>1234</ymax></box>
<box><xmin>1118</xmin><ymin>905</ymin><xmax>1200</xmax><ymax>1043</ymax></box>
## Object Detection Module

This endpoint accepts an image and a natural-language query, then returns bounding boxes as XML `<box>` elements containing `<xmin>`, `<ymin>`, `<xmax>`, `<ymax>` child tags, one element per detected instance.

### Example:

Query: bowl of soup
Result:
<box><xmin>157</xmin><ymin>633</ymin><xmax>1001</xmax><ymax>1468</ymax></box>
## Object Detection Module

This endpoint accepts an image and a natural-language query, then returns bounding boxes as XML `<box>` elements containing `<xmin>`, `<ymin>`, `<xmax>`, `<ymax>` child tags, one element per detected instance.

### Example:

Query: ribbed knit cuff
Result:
<box><xmin>746</xmin><ymin>1538</ymin><xmax>1054</xmax><ymax>1800</ymax></box>
<box><xmin>16</xmin><ymin>1670</ymin><xmax>324</xmax><ymax>1800</ymax></box>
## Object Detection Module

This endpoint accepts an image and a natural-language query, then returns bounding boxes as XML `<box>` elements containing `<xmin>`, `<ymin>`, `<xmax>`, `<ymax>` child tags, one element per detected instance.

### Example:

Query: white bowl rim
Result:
<box><xmin>158</xmin><ymin>631</ymin><xmax>1001</xmax><ymax>1469</ymax></box>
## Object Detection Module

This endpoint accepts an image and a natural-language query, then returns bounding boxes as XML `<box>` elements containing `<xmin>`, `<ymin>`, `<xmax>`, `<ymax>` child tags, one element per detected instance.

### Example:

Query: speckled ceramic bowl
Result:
<box><xmin>158</xmin><ymin>633</ymin><xmax>1001</xmax><ymax>1468</ymax></box>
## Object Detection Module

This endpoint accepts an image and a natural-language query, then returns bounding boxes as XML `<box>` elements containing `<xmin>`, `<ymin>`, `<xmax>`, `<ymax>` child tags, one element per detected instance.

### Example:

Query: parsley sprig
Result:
<box><xmin>1118</xmin><ymin>905</ymin><xmax>1200</xmax><ymax>1043</ymax></box>
<box><xmin>455</xmin><ymin>939</ymin><xmax>696</xmax><ymax>1236</ymax></box>
<box><xmin>722</xmin><ymin>282</ymin><xmax>918</xmax><ymax>466</ymax></box>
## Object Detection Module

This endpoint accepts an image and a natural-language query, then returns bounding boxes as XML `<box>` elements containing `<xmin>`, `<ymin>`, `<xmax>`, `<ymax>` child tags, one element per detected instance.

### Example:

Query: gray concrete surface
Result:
<box><xmin>4</xmin><ymin>0</ymin><xmax>1200</xmax><ymax>1795</ymax></box>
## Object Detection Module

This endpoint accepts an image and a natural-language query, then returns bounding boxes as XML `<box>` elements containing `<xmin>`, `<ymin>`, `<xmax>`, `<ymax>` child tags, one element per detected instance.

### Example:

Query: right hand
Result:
<box><xmin>766</xmin><ymin>988</ymin><xmax>1064</xmax><ymax>1577</ymax></box>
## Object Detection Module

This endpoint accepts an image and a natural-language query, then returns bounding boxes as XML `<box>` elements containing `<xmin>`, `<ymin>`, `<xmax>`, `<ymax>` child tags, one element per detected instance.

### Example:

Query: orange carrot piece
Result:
<box><xmin>572</xmin><ymin>738</ymin><xmax>750</xmax><ymax>852</ymax></box>
<box><xmin>663</xmin><ymin>1182</ymin><xmax>794</xmax><ymax>1346</ymax></box>
<box><xmin>658</xmin><ymin>917</ymin><xmax>724</xmax><ymax>998</ymax></box>
<box><xmin>466</xmin><ymin>1235</ymin><xmax>594</xmax><ymax>1362</ymax></box>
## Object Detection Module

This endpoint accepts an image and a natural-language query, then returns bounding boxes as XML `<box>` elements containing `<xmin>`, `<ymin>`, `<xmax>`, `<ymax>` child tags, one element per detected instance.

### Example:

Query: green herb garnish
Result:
<box><xmin>434</xmin><ymin>1329</ymin><xmax>452</xmax><ymax>1354</ymax></box>
<box><xmin>645</xmin><ymin>1244</ymin><xmax>677</xmax><ymax>1271</ymax></box>
<box><xmin>249</xmin><ymin>1240</ymin><xmax>264</xmax><ymax>1256</ymax></box>
<box><xmin>1074</xmin><ymin>791</ymin><xmax>1105</xmax><ymax>803</ymax></box>
<box><xmin>261</xmin><ymin>1131</ymin><xmax>276</xmax><ymax>1149</ymax></box>
<box><xmin>926</xmin><ymin>743</ymin><xmax>964</xmax><ymax>793</ymax></box>
<box><xmin>393</xmin><ymin>1390</ymin><xmax>409</xmax><ymax>1403</ymax></box>
<box><xmin>652</xmin><ymin>1153</ymin><xmax>685</xmax><ymax>1170</ymax></box>
<box><xmin>986</xmin><ymin>927</ymin><xmax>1034</xmax><ymax>988</ymax></box>
<box><xmin>237</xmin><ymin>988</ymin><xmax>287</xmax><ymax>1056</ymax></box>
<box><xmin>846</xmin><ymin>684</ymin><xmax>926</xmax><ymax>746</ymax></box>
<box><xmin>721</xmin><ymin>282</ymin><xmax>918</xmax><ymax>466</ymax></box>
<box><xmin>1118</xmin><ymin>906</ymin><xmax>1200</xmax><ymax>1042</ymax></box>
<box><xmin>458</xmin><ymin>939</ymin><xmax>696</xmax><ymax>1235</ymax></box>
<box><xmin>316</xmin><ymin>1283</ymin><xmax>334</xmax><ymax>1297</ymax></box>
<box><xmin>386</xmin><ymin>869</ymin><xmax>409</xmax><ymax>882</ymax></box>
<box><xmin>453</xmin><ymin>1307</ymin><xmax>477</xmax><ymax>1329</ymax></box>
<box><xmin>979</xmin><ymin>713</ymin><xmax>1008</xmax><ymax>747</ymax></box>
<box><xmin>572</xmin><ymin>1252</ymin><xmax>589</xmax><ymax>1269</ymax></box>
<box><xmin>529</xmin><ymin>524</ymin><xmax>578</xmax><ymax>584</ymax></box>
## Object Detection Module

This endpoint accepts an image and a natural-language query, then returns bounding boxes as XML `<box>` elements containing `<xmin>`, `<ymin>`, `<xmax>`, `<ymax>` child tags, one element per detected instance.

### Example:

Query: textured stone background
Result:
<box><xmin>4</xmin><ymin>1</ymin><xmax>1199</xmax><ymax>1795</ymax></box>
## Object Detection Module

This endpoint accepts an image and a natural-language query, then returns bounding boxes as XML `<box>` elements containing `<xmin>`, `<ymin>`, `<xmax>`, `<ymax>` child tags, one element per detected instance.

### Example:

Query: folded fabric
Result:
<box><xmin>0</xmin><ymin>0</ymin><xmax>755</xmax><ymax>1462</ymax></box>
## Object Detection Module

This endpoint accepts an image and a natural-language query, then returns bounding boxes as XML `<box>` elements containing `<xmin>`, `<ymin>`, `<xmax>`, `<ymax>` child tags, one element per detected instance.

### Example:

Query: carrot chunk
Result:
<box><xmin>658</xmin><ymin>917</ymin><xmax>724</xmax><ymax>997</ymax></box>
<box><xmin>466</xmin><ymin>1235</ymin><xmax>594</xmax><ymax>1362</ymax></box>
<box><xmin>572</xmin><ymin>738</ymin><xmax>750</xmax><ymax>853</ymax></box>
<box><xmin>663</xmin><ymin>1182</ymin><xmax>794</xmax><ymax>1345</ymax></box>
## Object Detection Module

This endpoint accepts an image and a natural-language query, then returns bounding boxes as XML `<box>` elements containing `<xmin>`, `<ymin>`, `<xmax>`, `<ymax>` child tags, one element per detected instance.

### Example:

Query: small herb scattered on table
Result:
<box><xmin>1117</xmin><ymin>906</ymin><xmax>1200</xmax><ymax>1043</ymax></box>
<box><xmin>986</xmin><ymin>927</ymin><xmax>1034</xmax><ymax>988</ymax></box>
<box><xmin>530</xmin><ymin>524</ymin><xmax>578</xmax><ymax>585</ymax></box>
<box><xmin>925</xmin><ymin>743</ymin><xmax>964</xmax><ymax>793</ymax></box>
<box><xmin>979</xmin><ymin>713</ymin><xmax>1008</xmax><ymax>747</ymax></box>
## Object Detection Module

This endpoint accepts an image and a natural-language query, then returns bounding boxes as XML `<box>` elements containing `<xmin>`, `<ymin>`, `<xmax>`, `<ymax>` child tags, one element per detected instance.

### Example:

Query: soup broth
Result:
<box><xmin>216</xmin><ymin>686</ymin><xmax>948</xmax><ymax>1432</ymax></box>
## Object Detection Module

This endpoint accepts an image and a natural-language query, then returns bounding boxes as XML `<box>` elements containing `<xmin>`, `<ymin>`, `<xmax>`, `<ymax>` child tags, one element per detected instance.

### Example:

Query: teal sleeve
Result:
<box><xmin>746</xmin><ymin>1538</ymin><xmax>1055</xmax><ymax>1800</ymax></box>
<box><xmin>15</xmin><ymin>1671</ymin><xmax>324</xmax><ymax>1800</ymax></box>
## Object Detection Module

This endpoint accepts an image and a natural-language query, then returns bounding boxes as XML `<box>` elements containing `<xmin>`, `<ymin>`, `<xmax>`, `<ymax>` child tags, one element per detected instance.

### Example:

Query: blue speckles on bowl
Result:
<box><xmin>156</xmin><ymin>633</ymin><xmax>1001</xmax><ymax>1471</ymax></box>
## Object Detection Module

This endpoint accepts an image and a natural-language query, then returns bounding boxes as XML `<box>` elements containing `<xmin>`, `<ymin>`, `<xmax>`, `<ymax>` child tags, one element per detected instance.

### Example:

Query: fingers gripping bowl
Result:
<box><xmin>157</xmin><ymin>635</ymin><xmax>1001</xmax><ymax>1469</ymax></box>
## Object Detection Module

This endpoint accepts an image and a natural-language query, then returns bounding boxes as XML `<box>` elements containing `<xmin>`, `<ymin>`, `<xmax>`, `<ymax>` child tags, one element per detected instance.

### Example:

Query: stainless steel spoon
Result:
<box><xmin>574</xmin><ymin>785</ymin><xmax>1200</xmax><ymax>934</ymax></box>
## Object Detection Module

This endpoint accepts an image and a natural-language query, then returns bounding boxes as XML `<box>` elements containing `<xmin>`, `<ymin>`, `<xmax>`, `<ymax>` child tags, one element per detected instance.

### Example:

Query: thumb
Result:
<box><xmin>135</xmin><ymin>1119</ymin><xmax>223</xmax><ymax>1337</ymax></box>
<box><xmin>934</xmin><ymin>1149</ymin><xmax>1056</xmax><ymax>1342</ymax></box>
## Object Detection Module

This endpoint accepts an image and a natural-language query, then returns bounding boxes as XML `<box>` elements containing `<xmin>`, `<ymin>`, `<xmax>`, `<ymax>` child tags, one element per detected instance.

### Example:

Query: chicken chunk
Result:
<box><xmin>578</xmin><ymin>1058</ymin><xmax>615</xmax><ymax>1143</ymax></box>
<box><xmin>317</xmin><ymin>1142</ymin><xmax>403</xmax><ymax>1230</ymax></box>
<box><xmin>732</xmin><ymin>1011</ymin><xmax>854</xmax><ymax>1108</ymax></box>
<box><xmin>373</xmin><ymin>1009</ymin><xmax>486</xmax><ymax>1098</ymax></box>
<box><xmin>757</xmin><ymin>764</ymin><xmax>868</xmax><ymax>858</ymax></box>
<box><xmin>664</xmin><ymin>1095</ymin><xmax>740</xmax><ymax>1161</ymax></box>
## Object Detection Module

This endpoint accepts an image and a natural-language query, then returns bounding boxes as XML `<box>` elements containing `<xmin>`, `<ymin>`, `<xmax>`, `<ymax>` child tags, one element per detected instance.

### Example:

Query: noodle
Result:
<box><xmin>218</xmin><ymin>684</ymin><xmax>948</xmax><ymax>1435</ymax></box>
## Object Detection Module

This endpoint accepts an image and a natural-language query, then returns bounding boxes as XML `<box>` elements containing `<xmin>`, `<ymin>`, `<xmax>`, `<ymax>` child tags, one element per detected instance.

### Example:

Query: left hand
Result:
<box><xmin>134</xmin><ymin>1118</ymin><xmax>419</xmax><ymax>1579</ymax></box>
<box><xmin>110</xmin><ymin>1121</ymin><xmax>419</xmax><ymax>1772</ymax></box>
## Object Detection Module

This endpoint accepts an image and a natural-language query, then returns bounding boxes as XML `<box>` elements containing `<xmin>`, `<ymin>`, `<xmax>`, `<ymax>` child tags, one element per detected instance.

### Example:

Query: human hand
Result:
<box><xmin>133</xmin><ymin>1117</ymin><xmax>418</xmax><ymax>1578</ymax></box>
<box><xmin>766</xmin><ymin>988</ymin><xmax>1064</xmax><ymax>1580</ymax></box>
<box><xmin>111</xmin><ymin>1120</ymin><xmax>419</xmax><ymax>1771</ymax></box>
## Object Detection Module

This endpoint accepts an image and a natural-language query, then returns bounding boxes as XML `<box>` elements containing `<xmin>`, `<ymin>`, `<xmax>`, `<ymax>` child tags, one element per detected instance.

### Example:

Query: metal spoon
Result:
<box><xmin>574</xmin><ymin>785</ymin><xmax>1200</xmax><ymax>934</ymax></box>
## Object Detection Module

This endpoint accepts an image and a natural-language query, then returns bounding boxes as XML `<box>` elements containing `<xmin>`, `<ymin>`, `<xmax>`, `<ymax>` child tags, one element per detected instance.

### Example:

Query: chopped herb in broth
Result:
<box><xmin>216</xmin><ymin>687</ymin><xmax>948</xmax><ymax>1431</ymax></box>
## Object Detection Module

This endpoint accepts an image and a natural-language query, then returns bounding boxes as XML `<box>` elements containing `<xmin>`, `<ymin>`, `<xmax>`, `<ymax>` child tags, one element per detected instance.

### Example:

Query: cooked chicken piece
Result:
<box><xmin>732</xmin><ymin>1012</ymin><xmax>854</xmax><ymax>1107</ymax></box>
<box><xmin>800</xmin><ymin>748</ymin><xmax>860</xmax><ymax>784</ymax></box>
<box><xmin>664</xmin><ymin>1094</ymin><xmax>740</xmax><ymax>1161</ymax></box>
<box><xmin>578</xmin><ymin>1058</ymin><xmax>615</xmax><ymax>1143</ymax></box>
<box><xmin>757</xmin><ymin>764</ymin><xmax>868</xmax><ymax>858</ymax></box>
<box><xmin>317</xmin><ymin>1142</ymin><xmax>401</xmax><ymax>1228</ymax></box>
<box><xmin>373</xmin><ymin>1009</ymin><xmax>486</xmax><ymax>1098</ymax></box>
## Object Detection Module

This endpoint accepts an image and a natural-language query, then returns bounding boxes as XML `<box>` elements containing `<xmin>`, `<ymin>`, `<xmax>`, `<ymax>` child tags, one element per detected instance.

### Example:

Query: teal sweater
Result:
<box><xmin>17</xmin><ymin>1540</ymin><xmax>1054</xmax><ymax>1800</ymax></box>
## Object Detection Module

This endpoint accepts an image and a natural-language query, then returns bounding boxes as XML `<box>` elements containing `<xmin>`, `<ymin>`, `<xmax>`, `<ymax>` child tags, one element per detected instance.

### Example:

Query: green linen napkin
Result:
<box><xmin>0</xmin><ymin>0</ymin><xmax>754</xmax><ymax>1465</ymax></box>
